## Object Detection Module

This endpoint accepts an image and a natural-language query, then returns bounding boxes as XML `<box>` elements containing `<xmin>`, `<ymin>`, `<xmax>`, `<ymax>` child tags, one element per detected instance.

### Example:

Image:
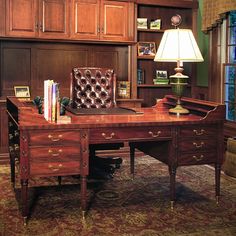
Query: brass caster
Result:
<box><xmin>23</xmin><ymin>217</ymin><xmax>27</xmax><ymax>226</ymax></box>
<box><xmin>216</xmin><ymin>196</ymin><xmax>219</xmax><ymax>205</ymax></box>
<box><xmin>170</xmin><ymin>201</ymin><xmax>174</xmax><ymax>210</ymax></box>
<box><xmin>82</xmin><ymin>210</ymin><xmax>86</xmax><ymax>220</ymax></box>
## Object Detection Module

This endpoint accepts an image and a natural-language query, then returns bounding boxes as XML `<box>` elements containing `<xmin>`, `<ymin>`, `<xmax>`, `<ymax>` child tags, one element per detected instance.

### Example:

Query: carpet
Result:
<box><xmin>0</xmin><ymin>156</ymin><xmax>236</xmax><ymax>236</ymax></box>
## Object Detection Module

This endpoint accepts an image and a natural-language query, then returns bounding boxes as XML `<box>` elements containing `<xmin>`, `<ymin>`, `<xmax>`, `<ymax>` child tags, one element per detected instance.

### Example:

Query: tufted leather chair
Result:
<box><xmin>70</xmin><ymin>67</ymin><xmax>123</xmax><ymax>178</ymax></box>
<box><xmin>70</xmin><ymin>67</ymin><xmax>117</xmax><ymax>109</ymax></box>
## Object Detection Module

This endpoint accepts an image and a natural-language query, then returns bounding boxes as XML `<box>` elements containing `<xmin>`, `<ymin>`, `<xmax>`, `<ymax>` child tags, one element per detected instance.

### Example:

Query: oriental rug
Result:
<box><xmin>0</xmin><ymin>156</ymin><xmax>236</xmax><ymax>236</ymax></box>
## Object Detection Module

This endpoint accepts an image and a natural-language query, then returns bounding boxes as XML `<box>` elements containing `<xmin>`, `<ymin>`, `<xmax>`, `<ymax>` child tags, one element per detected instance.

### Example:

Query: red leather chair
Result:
<box><xmin>70</xmin><ymin>67</ymin><xmax>123</xmax><ymax>178</ymax></box>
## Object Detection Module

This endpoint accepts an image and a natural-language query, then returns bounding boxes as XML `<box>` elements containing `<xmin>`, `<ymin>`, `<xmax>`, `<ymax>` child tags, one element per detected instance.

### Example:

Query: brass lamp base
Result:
<box><xmin>169</xmin><ymin>103</ymin><xmax>189</xmax><ymax>114</ymax></box>
<box><xmin>169</xmin><ymin>66</ymin><xmax>189</xmax><ymax>115</ymax></box>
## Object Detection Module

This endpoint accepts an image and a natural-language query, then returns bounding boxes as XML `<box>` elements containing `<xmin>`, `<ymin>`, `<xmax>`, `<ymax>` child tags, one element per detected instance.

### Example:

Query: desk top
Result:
<box><xmin>6</xmin><ymin>95</ymin><xmax>226</xmax><ymax>130</ymax></box>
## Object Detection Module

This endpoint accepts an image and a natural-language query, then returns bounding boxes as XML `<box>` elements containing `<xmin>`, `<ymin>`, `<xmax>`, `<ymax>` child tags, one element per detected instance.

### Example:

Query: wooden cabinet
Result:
<box><xmin>6</xmin><ymin>0</ymin><xmax>70</xmax><ymax>39</ymax></box>
<box><xmin>71</xmin><ymin>0</ymin><xmax>100</xmax><ymax>40</ymax></box>
<box><xmin>134</xmin><ymin>1</ymin><xmax>198</xmax><ymax>107</ymax></box>
<box><xmin>71</xmin><ymin>0</ymin><xmax>135</xmax><ymax>42</ymax></box>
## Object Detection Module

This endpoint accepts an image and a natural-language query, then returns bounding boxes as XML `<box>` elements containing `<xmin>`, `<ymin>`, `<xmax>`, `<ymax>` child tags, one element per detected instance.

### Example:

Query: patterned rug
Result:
<box><xmin>0</xmin><ymin>156</ymin><xmax>236</xmax><ymax>236</ymax></box>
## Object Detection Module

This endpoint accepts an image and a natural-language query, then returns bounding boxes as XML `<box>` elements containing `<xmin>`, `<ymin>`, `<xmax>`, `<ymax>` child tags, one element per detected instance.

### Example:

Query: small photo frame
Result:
<box><xmin>153</xmin><ymin>70</ymin><xmax>169</xmax><ymax>84</ymax></box>
<box><xmin>137</xmin><ymin>18</ymin><xmax>148</xmax><ymax>29</ymax></box>
<box><xmin>117</xmin><ymin>81</ymin><xmax>130</xmax><ymax>99</ymax></box>
<box><xmin>156</xmin><ymin>70</ymin><xmax>168</xmax><ymax>79</ymax></box>
<box><xmin>150</xmin><ymin>19</ymin><xmax>161</xmax><ymax>30</ymax></box>
<box><xmin>137</xmin><ymin>42</ymin><xmax>156</xmax><ymax>57</ymax></box>
<box><xmin>14</xmin><ymin>86</ymin><xmax>31</xmax><ymax>99</ymax></box>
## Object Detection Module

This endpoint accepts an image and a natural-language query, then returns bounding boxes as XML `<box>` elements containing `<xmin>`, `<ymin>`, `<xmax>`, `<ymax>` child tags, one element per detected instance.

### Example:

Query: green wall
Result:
<box><xmin>197</xmin><ymin>0</ymin><xmax>209</xmax><ymax>87</ymax></box>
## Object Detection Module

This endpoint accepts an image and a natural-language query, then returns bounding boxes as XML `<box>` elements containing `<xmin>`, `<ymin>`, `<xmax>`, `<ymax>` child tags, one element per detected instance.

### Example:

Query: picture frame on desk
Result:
<box><xmin>117</xmin><ymin>81</ymin><xmax>130</xmax><ymax>99</ymax></box>
<box><xmin>137</xmin><ymin>42</ymin><xmax>156</xmax><ymax>57</ymax></box>
<box><xmin>14</xmin><ymin>86</ymin><xmax>31</xmax><ymax>100</ymax></box>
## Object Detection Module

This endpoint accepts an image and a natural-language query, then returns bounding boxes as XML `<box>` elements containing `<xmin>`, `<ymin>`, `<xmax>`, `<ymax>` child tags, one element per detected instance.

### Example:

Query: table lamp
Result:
<box><xmin>154</xmin><ymin>15</ymin><xmax>204</xmax><ymax>114</ymax></box>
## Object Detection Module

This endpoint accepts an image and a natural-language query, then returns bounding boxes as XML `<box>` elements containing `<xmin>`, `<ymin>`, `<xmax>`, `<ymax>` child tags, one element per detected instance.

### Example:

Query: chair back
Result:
<box><xmin>70</xmin><ymin>67</ymin><xmax>117</xmax><ymax>108</ymax></box>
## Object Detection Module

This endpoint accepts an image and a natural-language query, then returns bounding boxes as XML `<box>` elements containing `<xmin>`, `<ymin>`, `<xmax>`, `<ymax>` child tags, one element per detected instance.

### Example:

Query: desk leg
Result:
<box><xmin>169</xmin><ymin>166</ymin><xmax>176</xmax><ymax>210</ymax></box>
<box><xmin>21</xmin><ymin>179</ymin><xmax>28</xmax><ymax>225</ymax></box>
<box><xmin>215</xmin><ymin>163</ymin><xmax>221</xmax><ymax>204</ymax></box>
<box><xmin>130</xmin><ymin>145</ymin><xmax>135</xmax><ymax>179</ymax></box>
<box><xmin>81</xmin><ymin>175</ymin><xmax>87</xmax><ymax>219</ymax></box>
<box><xmin>9</xmin><ymin>154</ymin><xmax>15</xmax><ymax>188</ymax></box>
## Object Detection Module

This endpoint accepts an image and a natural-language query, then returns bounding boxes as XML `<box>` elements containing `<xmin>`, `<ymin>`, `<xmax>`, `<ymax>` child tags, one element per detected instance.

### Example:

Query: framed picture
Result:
<box><xmin>14</xmin><ymin>86</ymin><xmax>31</xmax><ymax>99</ymax></box>
<box><xmin>137</xmin><ymin>42</ymin><xmax>156</xmax><ymax>57</ymax></box>
<box><xmin>117</xmin><ymin>81</ymin><xmax>130</xmax><ymax>99</ymax></box>
<box><xmin>156</xmin><ymin>70</ymin><xmax>168</xmax><ymax>79</ymax></box>
<box><xmin>154</xmin><ymin>70</ymin><xmax>169</xmax><ymax>84</ymax></box>
<box><xmin>150</xmin><ymin>19</ymin><xmax>161</xmax><ymax>30</ymax></box>
<box><xmin>137</xmin><ymin>18</ymin><xmax>148</xmax><ymax>29</ymax></box>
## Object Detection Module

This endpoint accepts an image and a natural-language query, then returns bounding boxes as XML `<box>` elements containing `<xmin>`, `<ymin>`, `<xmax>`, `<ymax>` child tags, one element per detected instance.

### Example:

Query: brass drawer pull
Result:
<box><xmin>48</xmin><ymin>149</ymin><xmax>62</xmax><ymax>157</ymax></box>
<box><xmin>102</xmin><ymin>132</ymin><xmax>115</xmax><ymax>140</ymax></box>
<box><xmin>193</xmin><ymin>129</ymin><xmax>205</xmax><ymax>136</ymax></box>
<box><xmin>48</xmin><ymin>164</ymin><xmax>63</xmax><ymax>172</ymax></box>
<box><xmin>192</xmin><ymin>142</ymin><xmax>205</xmax><ymax>148</ymax></box>
<box><xmin>48</xmin><ymin>134</ymin><xmax>63</xmax><ymax>142</ymax></box>
<box><xmin>193</xmin><ymin>154</ymin><xmax>204</xmax><ymax>161</ymax></box>
<box><xmin>149</xmin><ymin>131</ymin><xmax>161</xmax><ymax>137</ymax></box>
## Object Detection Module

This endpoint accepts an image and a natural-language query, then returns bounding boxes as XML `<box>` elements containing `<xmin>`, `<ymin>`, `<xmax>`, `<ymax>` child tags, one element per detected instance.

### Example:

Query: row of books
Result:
<box><xmin>44</xmin><ymin>80</ymin><xmax>60</xmax><ymax>123</ymax></box>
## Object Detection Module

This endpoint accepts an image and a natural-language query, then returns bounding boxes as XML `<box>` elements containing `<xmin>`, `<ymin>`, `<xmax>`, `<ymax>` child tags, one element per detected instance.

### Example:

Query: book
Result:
<box><xmin>137</xmin><ymin>69</ymin><xmax>145</xmax><ymax>84</ymax></box>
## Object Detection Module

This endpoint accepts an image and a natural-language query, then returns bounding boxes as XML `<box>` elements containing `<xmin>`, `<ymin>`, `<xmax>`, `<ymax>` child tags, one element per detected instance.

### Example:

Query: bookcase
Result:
<box><xmin>132</xmin><ymin>0</ymin><xmax>198</xmax><ymax>107</ymax></box>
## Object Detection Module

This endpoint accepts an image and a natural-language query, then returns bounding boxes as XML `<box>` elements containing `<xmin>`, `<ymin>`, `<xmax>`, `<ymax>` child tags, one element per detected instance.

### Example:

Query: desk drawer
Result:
<box><xmin>29</xmin><ymin>146</ymin><xmax>80</xmax><ymax>162</ymax></box>
<box><xmin>180</xmin><ymin>126</ymin><xmax>217</xmax><ymax>137</ymax></box>
<box><xmin>178</xmin><ymin>138</ymin><xmax>217</xmax><ymax>152</ymax></box>
<box><xmin>178</xmin><ymin>152</ymin><xmax>216</xmax><ymax>166</ymax></box>
<box><xmin>29</xmin><ymin>130</ymin><xmax>80</xmax><ymax>146</ymax></box>
<box><xmin>30</xmin><ymin>161</ymin><xmax>80</xmax><ymax>176</ymax></box>
<box><xmin>90</xmin><ymin>126</ymin><xmax>171</xmax><ymax>143</ymax></box>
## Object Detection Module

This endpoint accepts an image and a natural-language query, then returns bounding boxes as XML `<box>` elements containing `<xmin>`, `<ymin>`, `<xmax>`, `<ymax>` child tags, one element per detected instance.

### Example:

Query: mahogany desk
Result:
<box><xmin>6</xmin><ymin>95</ymin><xmax>225</xmax><ymax>224</ymax></box>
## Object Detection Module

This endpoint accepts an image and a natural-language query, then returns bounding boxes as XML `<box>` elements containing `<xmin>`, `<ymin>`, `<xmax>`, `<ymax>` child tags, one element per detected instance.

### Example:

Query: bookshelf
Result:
<box><xmin>134</xmin><ymin>1</ymin><xmax>198</xmax><ymax>107</ymax></box>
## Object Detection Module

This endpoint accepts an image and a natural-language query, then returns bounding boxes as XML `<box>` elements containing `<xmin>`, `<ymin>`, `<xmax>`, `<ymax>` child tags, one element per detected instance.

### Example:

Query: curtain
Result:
<box><xmin>202</xmin><ymin>0</ymin><xmax>236</xmax><ymax>33</ymax></box>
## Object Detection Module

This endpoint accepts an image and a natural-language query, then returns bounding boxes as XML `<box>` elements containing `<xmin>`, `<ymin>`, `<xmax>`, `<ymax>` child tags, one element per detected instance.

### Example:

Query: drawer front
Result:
<box><xmin>90</xmin><ymin>126</ymin><xmax>172</xmax><ymax>143</ymax></box>
<box><xmin>179</xmin><ymin>126</ymin><xmax>217</xmax><ymax>137</ymax></box>
<box><xmin>29</xmin><ymin>146</ymin><xmax>80</xmax><ymax>162</ymax></box>
<box><xmin>29</xmin><ymin>130</ymin><xmax>80</xmax><ymax>146</ymax></box>
<box><xmin>30</xmin><ymin>161</ymin><xmax>80</xmax><ymax>176</ymax></box>
<box><xmin>178</xmin><ymin>152</ymin><xmax>217</xmax><ymax>166</ymax></box>
<box><xmin>179</xmin><ymin>138</ymin><xmax>217</xmax><ymax>152</ymax></box>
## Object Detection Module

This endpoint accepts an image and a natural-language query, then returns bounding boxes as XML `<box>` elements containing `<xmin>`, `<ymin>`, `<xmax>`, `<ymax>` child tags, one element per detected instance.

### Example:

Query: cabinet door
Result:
<box><xmin>38</xmin><ymin>0</ymin><xmax>70</xmax><ymax>39</ymax></box>
<box><xmin>6</xmin><ymin>0</ymin><xmax>38</xmax><ymax>37</ymax></box>
<box><xmin>100</xmin><ymin>0</ymin><xmax>132</xmax><ymax>42</ymax></box>
<box><xmin>71</xmin><ymin>0</ymin><xmax>100</xmax><ymax>40</ymax></box>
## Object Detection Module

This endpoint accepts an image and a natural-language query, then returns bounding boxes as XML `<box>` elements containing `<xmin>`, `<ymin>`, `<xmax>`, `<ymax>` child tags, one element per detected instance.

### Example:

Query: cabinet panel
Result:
<box><xmin>71</xmin><ymin>0</ymin><xmax>100</xmax><ymax>40</ymax></box>
<box><xmin>39</xmin><ymin>0</ymin><xmax>70</xmax><ymax>39</ymax></box>
<box><xmin>101</xmin><ymin>0</ymin><xmax>128</xmax><ymax>41</ymax></box>
<box><xmin>6</xmin><ymin>0</ymin><xmax>37</xmax><ymax>37</ymax></box>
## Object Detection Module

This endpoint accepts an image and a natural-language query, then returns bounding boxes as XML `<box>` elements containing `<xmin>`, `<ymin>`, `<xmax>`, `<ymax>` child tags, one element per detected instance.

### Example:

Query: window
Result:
<box><xmin>224</xmin><ymin>11</ymin><xmax>236</xmax><ymax>121</ymax></box>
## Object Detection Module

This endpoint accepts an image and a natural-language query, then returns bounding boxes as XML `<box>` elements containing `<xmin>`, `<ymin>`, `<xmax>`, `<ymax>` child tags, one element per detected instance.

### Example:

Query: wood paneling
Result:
<box><xmin>1</xmin><ymin>45</ymin><xmax>31</xmax><ymax>97</ymax></box>
<box><xmin>0</xmin><ymin>41</ymin><xmax>128</xmax><ymax>99</ymax></box>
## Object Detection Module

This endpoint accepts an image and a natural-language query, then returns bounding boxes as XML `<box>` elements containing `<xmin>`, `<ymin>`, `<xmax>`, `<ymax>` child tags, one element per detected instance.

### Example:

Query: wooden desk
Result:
<box><xmin>6</xmin><ymin>95</ymin><xmax>225</xmax><ymax>224</ymax></box>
